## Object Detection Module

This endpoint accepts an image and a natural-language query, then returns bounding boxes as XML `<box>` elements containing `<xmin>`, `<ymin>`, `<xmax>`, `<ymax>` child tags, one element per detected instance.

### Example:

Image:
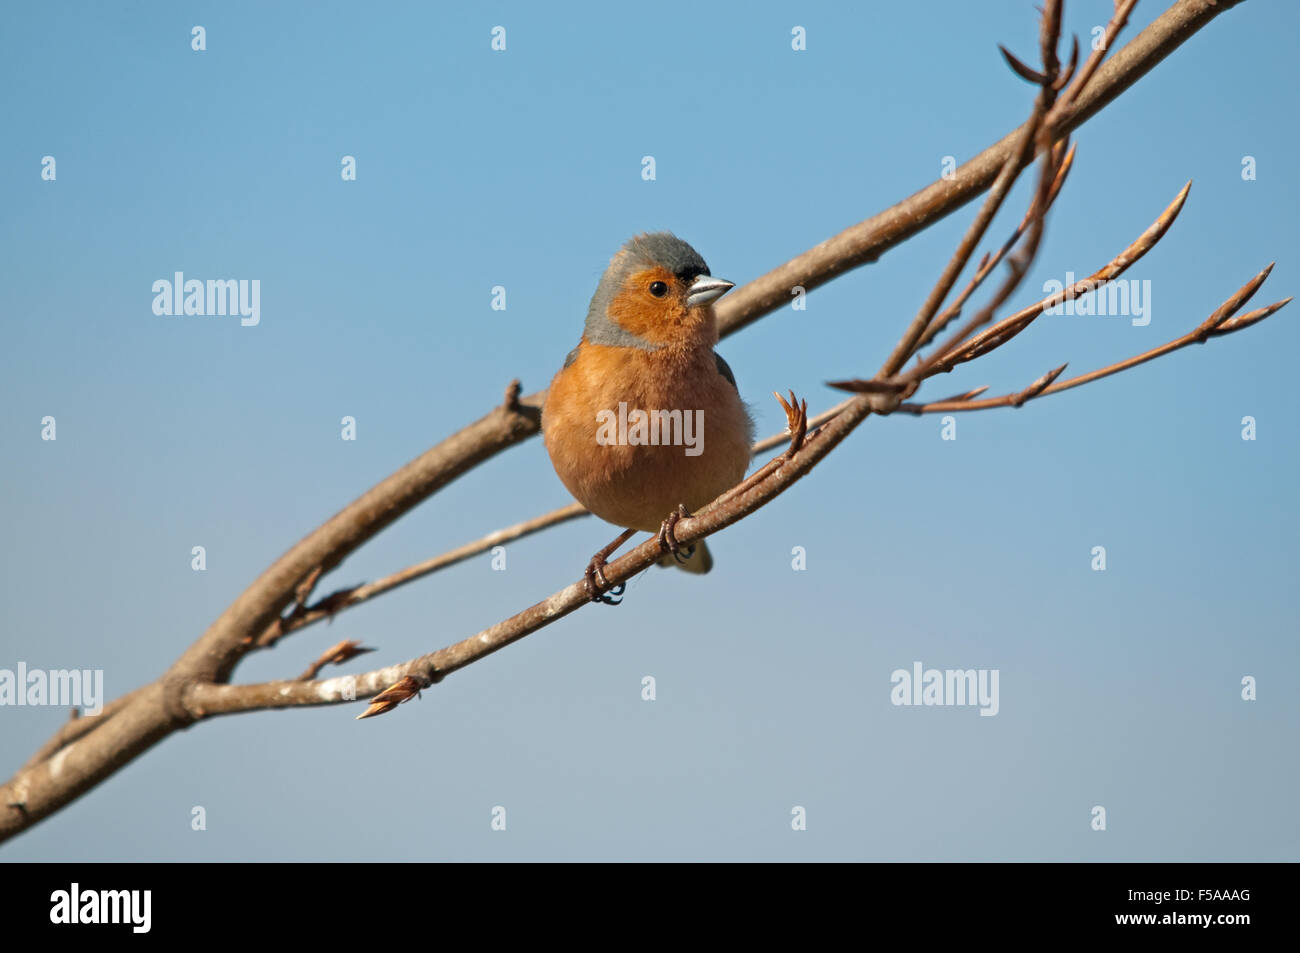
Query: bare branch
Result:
<box><xmin>256</xmin><ymin>397</ymin><xmax>858</xmax><ymax>649</ymax></box>
<box><xmin>256</xmin><ymin>502</ymin><xmax>590</xmax><ymax>648</ymax></box>
<box><xmin>899</xmin><ymin>279</ymin><xmax>1290</xmax><ymax>414</ymax></box>
<box><xmin>927</xmin><ymin>179</ymin><xmax>1192</xmax><ymax>373</ymax></box>
<box><xmin>878</xmin><ymin>1</ymin><xmax>1067</xmax><ymax>383</ymax></box>
<box><xmin>1054</xmin><ymin>0</ymin><xmax>1141</xmax><ymax>117</ymax></box>
<box><xmin>715</xmin><ymin>0</ymin><xmax>1240</xmax><ymax>339</ymax></box>
<box><xmin>914</xmin><ymin>140</ymin><xmax>1077</xmax><ymax>354</ymax></box>
<box><xmin>0</xmin><ymin>0</ymin><xmax>1257</xmax><ymax>846</ymax></box>
<box><xmin>188</xmin><ymin>396</ymin><xmax>874</xmax><ymax>720</ymax></box>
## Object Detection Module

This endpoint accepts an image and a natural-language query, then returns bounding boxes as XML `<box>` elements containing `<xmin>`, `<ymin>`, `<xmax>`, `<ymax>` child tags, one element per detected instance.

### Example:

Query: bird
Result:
<box><xmin>542</xmin><ymin>233</ymin><xmax>754</xmax><ymax>603</ymax></box>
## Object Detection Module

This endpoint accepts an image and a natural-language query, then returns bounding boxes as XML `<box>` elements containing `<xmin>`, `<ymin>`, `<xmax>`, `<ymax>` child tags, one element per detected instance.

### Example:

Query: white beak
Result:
<box><xmin>686</xmin><ymin>275</ymin><xmax>735</xmax><ymax>308</ymax></box>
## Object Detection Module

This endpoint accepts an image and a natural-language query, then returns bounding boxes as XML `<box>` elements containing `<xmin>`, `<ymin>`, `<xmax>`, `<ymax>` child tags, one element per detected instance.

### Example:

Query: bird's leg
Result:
<box><xmin>584</xmin><ymin>528</ymin><xmax>637</xmax><ymax>605</ymax></box>
<box><xmin>657</xmin><ymin>504</ymin><xmax>696</xmax><ymax>564</ymax></box>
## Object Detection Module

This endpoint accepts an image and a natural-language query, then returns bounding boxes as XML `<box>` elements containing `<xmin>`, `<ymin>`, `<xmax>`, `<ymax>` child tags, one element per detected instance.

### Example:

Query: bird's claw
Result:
<box><xmin>657</xmin><ymin>504</ymin><xmax>696</xmax><ymax>564</ymax></box>
<box><xmin>584</xmin><ymin>557</ymin><xmax>625</xmax><ymax>605</ymax></box>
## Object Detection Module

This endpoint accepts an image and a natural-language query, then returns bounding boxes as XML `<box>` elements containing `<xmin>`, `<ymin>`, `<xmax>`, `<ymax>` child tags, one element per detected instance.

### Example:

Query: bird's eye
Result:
<box><xmin>649</xmin><ymin>281</ymin><xmax>669</xmax><ymax>298</ymax></box>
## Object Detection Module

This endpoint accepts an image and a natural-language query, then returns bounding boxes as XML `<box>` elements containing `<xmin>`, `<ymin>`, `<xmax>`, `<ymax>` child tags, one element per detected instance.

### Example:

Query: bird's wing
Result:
<box><xmin>714</xmin><ymin>352</ymin><xmax>738</xmax><ymax>392</ymax></box>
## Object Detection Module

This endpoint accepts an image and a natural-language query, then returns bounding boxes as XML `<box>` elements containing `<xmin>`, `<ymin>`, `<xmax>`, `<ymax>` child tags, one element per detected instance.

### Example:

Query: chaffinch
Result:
<box><xmin>542</xmin><ymin>233</ymin><xmax>754</xmax><ymax>603</ymax></box>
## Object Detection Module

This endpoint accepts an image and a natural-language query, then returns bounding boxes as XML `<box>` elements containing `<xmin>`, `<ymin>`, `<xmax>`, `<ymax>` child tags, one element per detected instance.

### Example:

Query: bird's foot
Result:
<box><xmin>583</xmin><ymin>527</ymin><xmax>637</xmax><ymax>605</ymax></box>
<box><xmin>657</xmin><ymin>504</ymin><xmax>696</xmax><ymax>565</ymax></box>
<box><xmin>584</xmin><ymin>556</ymin><xmax>625</xmax><ymax>605</ymax></box>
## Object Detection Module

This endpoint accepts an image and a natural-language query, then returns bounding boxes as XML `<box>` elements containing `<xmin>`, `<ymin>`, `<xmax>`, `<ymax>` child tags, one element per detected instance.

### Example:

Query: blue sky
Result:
<box><xmin>1</xmin><ymin>0</ymin><xmax>1296</xmax><ymax>860</ymax></box>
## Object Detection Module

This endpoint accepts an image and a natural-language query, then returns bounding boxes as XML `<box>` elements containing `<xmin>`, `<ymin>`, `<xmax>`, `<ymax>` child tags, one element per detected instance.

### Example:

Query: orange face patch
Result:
<box><xmin>605</xmin><ymin>266</ymin><xmax>696</xmax><ymax>347</ymax></box>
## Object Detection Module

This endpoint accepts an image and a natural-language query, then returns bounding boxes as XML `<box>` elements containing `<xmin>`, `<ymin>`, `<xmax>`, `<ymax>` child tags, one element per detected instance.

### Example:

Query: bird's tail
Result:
<box><xmin>656</xmin><ymin>539</ymin><xmax>713</xmax><ymax>574</ymax></box>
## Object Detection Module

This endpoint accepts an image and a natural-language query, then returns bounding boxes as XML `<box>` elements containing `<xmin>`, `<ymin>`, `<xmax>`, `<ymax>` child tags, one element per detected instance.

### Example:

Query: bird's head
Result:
<box><xmin>583</xmin><ymin>233</ymin><xmax>734</xmax><ymax>350</ymax></box>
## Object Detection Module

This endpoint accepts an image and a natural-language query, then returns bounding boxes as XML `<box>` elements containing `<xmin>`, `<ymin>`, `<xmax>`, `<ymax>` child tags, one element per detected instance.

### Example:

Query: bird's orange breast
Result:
<box><xmin>542</xmin><ymin>342</ymin><xmax>753</xmax><ymax>532</ymax></box>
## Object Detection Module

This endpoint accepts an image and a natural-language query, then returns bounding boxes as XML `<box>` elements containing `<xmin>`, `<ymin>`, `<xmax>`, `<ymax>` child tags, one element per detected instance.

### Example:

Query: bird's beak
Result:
<box><xmin>686</xmin><ymin>275</ymin><xmax>735</xmax><ymax>308</ymax></box>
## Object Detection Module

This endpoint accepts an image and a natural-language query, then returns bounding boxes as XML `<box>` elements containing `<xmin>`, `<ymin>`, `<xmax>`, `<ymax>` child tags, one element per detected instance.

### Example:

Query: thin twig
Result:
<box><xmin>256</xmin><ymin>399</ymin><xmax>857</xmax><ymax>649</ymax></box>
<box><xmin>297</xmin><ymin>640</ymin><xmax>375</xmax><ymax>682</ymax></box>
<box><xmin>926</xmin><ymin>180</ymin><xmax>1193</xmax><ymax>374</ymax></box>
<box><xmin>915</xmin><ymin>140</ymin><xmax>1077</xmax><ymax>353</ymax></box>
<box><xmin>900</xmin><ymin>280</ymin><xmax>1290</xmax><ymax>414</ymax></box>
<box><xmin>876</xmin><ymin>0</ymin><xmax>1065</xmax><ymax>386</ymax></box>
<box><xmin>1054</xmin><ymin>0</ymin><xmax>1141</xmax><ymax>118</ymax></box>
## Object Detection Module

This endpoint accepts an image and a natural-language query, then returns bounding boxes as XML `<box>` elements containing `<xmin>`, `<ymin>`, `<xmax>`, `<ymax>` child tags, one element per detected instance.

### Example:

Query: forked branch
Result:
<box><xmin>0</xmin><ymin>0</ymin><xmax>1267</xmax><ymax>846</ymax></box>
